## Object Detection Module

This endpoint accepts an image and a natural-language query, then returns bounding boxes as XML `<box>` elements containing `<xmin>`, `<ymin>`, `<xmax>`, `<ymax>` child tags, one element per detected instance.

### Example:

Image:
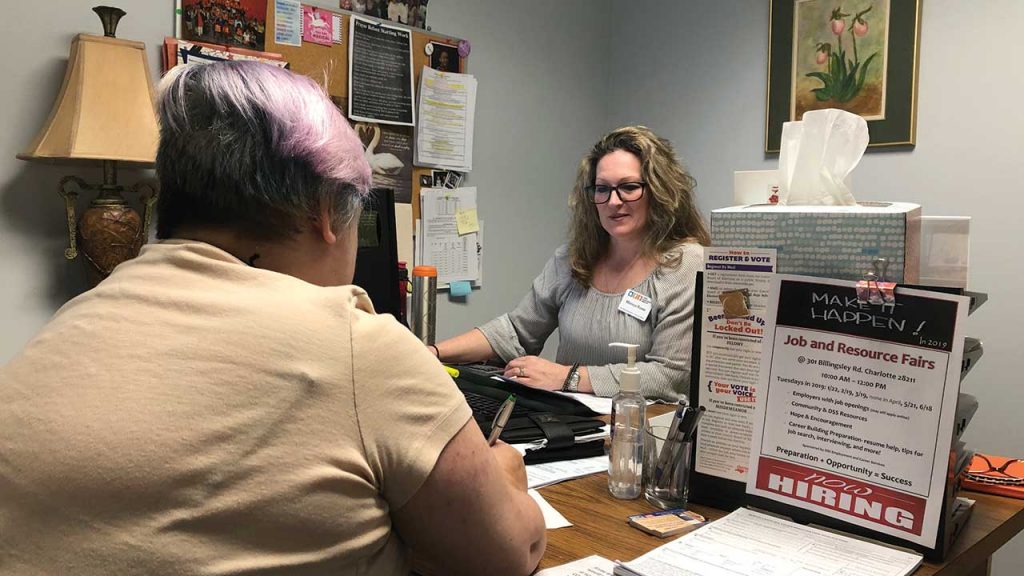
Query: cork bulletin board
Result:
<box><xmin>264</xmin><ymin>4</ymin><xmax>467</xmax><ymax>221</ymax></box>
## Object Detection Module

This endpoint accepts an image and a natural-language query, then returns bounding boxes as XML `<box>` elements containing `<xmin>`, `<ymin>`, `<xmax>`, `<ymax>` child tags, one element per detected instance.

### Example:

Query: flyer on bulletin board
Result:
<box><xmin>348</xmin><ymin>16</ymin><xmax>415</xmax><ymax>126</ymax></box>
<box><xmin>302</xmin><ymin>5</ymin><xmax>333</xmax><ymax>46</ymax></box>
<box><xmin>746</xmin><ymin>275</ymin><xmax>968</xmax><ymax>547</ymax></box>
<box><xmin>695</xmin><ymin>248</ymin><xmax>776</xmax><ymax>483</ymax></box>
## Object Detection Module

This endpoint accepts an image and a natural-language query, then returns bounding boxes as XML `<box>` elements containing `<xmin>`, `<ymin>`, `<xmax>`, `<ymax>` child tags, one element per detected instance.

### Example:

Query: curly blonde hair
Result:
<box><xmin>568</xmin><ymin>126</ymin><xmax>710</xmax><ymax>287</ymax></box>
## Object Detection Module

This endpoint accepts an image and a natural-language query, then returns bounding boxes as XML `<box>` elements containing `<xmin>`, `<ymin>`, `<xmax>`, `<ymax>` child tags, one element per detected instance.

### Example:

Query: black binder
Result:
<box><xmin>452</xmin><ymin>365</ymin><xmax>605</xmax><ymax>461</ymax></box>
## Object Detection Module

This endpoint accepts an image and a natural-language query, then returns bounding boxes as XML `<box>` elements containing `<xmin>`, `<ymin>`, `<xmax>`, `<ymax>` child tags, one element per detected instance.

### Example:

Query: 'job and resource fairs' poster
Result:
<box><xmin>747</xmin><ymin>275</ymin><xmax>968</xmax><ymax>547</ymax></box>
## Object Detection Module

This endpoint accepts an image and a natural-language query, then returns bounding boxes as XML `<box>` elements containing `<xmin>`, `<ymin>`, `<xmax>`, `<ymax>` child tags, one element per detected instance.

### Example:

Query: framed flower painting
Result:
<box><xmin>765</xmin><ymin>0</ymin><xmax>922</xmax><ymax>152</ymax></box>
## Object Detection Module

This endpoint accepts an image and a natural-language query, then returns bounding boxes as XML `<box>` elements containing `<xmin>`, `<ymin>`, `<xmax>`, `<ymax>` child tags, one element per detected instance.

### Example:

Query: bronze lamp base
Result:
<box><xmin>59</xmin><ymin>161</ymin><xmax>156</xmax><ymax>286</ymax></box>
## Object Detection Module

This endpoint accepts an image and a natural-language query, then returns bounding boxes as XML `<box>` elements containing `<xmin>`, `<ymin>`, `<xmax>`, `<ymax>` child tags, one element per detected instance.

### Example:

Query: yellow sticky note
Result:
<box><xmin>456</xmin><ymin>208</ymin><xmax>480</xmax><ymax>235</ymax></box>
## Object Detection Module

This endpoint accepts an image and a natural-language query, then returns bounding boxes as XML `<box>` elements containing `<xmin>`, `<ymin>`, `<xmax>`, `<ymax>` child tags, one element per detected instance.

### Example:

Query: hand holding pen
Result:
<box><xmin>487</xmin><ymin>394</ymin><xmax>517</xmax><ymax>446</ymax></box>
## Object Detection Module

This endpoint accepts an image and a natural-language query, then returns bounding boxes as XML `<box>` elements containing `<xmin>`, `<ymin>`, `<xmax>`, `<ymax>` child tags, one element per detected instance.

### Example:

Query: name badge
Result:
<box><xmin>618</xmin><ymin>289</ymin><xmax>652</xmax><ymax>322</ymax></box>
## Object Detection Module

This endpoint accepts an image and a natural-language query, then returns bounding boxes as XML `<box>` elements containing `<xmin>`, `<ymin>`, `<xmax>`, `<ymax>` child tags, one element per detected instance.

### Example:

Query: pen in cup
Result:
<box><xmin>656</xmin><ymin>406</ymin><xmax>706</xmax><ymax>491</ymax></box>
<box><xmin>487</xmin><ymin>394</ymin><xmax>517</xmax><ymax>446</ymax></box>
<box><xmin>654</xmin><ymin>402</ymin><xmax>689</xmax><ymax>484</ymax></box>
<box><xmin>680</xmin><ymin>406</ymin><xmax>706</xmax><ymax>441</ymax></box>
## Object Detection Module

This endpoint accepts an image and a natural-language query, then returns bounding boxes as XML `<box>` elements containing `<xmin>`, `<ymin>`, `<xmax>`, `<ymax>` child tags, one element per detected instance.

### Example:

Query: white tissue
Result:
<box><xmin>777</xmin><ymin>109</ymin><xmax>868</xmax><ymax>206</ymax></box>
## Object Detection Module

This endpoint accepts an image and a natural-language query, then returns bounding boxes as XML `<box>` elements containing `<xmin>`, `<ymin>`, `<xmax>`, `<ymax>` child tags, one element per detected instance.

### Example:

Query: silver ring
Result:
<box><xmin>518</xmin><ymin>367</ymin><xmax>525</xmax><ymax>378</ymax></box>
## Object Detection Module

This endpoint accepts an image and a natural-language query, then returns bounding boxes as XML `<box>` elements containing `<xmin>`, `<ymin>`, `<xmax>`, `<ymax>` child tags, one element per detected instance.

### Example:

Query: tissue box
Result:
<box><xmin>711</xmin><ymin>202</ymin><xmax>921</xmax><ymax>283</ymax></box>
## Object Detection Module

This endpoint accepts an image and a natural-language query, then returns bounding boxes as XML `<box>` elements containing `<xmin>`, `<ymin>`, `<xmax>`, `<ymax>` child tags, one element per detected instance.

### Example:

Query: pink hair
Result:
<box><xmin>159</xmin><ymin>62</ymin><xmax>371</xmax><ymax>196</ymax></box>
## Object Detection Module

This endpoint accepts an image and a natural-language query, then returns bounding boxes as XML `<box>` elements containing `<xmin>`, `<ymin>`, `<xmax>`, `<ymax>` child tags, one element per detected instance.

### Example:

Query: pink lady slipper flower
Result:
<box><xmin>853</xmin><ymin>18</ymin><xmax>868</xmax><ymax>36</ymax></box>
<box><xmin>830</xmin><ymin>7</ymin><xmax>849</xmax><ymax>35</ymax></box>
<box><xmin>852</xmin><ymin>6</ymin><xmax>872</xmax><ymax>37</ymax></box>
<box><xmin>815</xmin><ymin>42</ymin><xmax>831</xmax><ymax>64</ymax></box>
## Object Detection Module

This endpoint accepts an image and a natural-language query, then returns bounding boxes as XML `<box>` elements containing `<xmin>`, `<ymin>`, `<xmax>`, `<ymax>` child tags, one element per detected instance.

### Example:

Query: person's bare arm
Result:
<box><xmin>433</xmin><ymin>328</ymin><xmax>498</xmax><ymax>364</ymax></box>
<box><xmin>392</xmin><ymin>419</ymin><xmax>546</xmax><ymax>576</ymax></box>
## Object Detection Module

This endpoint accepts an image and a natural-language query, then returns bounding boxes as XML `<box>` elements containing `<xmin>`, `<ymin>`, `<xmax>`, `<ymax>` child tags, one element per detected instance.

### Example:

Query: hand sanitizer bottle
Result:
<box><xmin>608</xmin><ymin>342</ymin><xmax>645</xmax><ymax>499</ymax></box>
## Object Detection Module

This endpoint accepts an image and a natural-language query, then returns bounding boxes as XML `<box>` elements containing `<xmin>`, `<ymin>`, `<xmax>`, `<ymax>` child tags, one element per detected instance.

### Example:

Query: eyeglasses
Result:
<box><xmin>585</xmin><ymin>182</ymin><xmax>646</xmax><ymax>204</ymax></box>
<box><xmin>966</xmin><ymin>454</ymin><xmax>1024</xmax><ymax>486</ymax></box>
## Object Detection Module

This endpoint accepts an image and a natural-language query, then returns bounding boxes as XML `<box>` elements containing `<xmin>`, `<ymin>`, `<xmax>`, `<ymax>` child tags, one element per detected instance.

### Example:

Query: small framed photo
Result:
<box><xmin>429</xmin><ymin>42</ymin><xmax>460</xmax><ymax>73</ymax></box>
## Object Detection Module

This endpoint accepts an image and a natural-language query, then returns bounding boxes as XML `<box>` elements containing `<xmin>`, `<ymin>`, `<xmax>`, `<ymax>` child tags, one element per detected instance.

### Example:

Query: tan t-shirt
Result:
<box><xmin>0</xmin><ymin>240</ymin><xmax>471</xmax><ymax>575</ymax></box>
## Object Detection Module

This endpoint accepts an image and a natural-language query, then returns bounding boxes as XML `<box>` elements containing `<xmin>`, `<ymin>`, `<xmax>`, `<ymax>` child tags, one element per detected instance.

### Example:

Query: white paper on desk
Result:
<box><xmin>614</xmin><ymin>508</ymin><xmax>922</xmax><ymax>576</ymax></box>
<box><xmin>419</xmin><ymin>187</ymin><xmax>478</xmax><ymax>284</ymax></box>
<box><xmin>555</xmin><ymin>391</ymin><xmax>614</xmax><ymax>415</ymax></box>
<box><xmin>527</xmin><ymin>455</ymin><xmax>607</xmax><ymax>489</ymax></box>
<box><xmin>553</xmin><ymin>393</ymin><xmax>658</xmax><ymax>415</ymax></box>
<box><xmin>514</xmin><ymin>425</ymin><xmax>610</xmax><ymax>454</ymax></box>
<box><xmin>536</xmin><ymin>555</ymin><xmax>615</xmax><ymax>576</ymax></box>
<box><xmin>416</xmin><ymin>66</ymin><xmax>476</xmax><ymax>171</ymax></box>
<box><xmin>528</xmin><ymin>489</ymin><xmax>572</xmax><ymax>530</ymax></box>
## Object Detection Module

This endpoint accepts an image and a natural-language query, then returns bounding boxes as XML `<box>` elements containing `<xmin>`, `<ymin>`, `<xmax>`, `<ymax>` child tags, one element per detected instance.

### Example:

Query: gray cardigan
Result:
<box><xmin>477</xmin><ymin>243</ymin><xmax>702</xmax><ymax>401</ymax></box>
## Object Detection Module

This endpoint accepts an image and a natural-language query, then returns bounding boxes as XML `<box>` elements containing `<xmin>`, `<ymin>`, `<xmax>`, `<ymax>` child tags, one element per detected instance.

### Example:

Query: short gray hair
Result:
<box><xmin>155</xmin><ymin>61</ymin><xmax>372</xmax><ymax>241</ymax></box>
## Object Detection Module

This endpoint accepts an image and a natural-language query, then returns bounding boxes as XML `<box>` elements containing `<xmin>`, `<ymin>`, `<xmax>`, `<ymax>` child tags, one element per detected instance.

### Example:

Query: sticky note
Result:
<box><xmin>455</xmin><ymin>209</ymin><xmax>479</xmax><ymax>235</ymax></box>
<box><xmin>449</xmin><ymin>280</ymin><xmax>472</xmax><ymax>297</ymax></box>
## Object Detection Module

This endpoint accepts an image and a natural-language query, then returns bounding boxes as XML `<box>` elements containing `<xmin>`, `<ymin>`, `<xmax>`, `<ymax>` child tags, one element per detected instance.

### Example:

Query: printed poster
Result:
<box><xmin>747</xmin><ymin>275</ymin><xmax>967</xmax><ymax>547</ymax></box>
<box><xmin>273</xmin><ymin>0</ymin><xmax>302</xmax><ymax>47</ymax></box>
<box><xmin>695</xmin><ymin>248</ymin><xmax>776</xmax><ymax>482</ymax></box>
<box><xmin>416</xmin><ymin>66</ymin><xmax>476</xmax><ymax>172</ymax></box>
<box><xmin>179</xmin><ymin>0</ymin><xmax>269</xmax><ymax>51</ymax></box>
<box><xmin>353</xmin><ymin>122</ymin><xmax>413</xmax><ymax>204</ymax></box>
<box><xmin>302</xmin><ymin>5</ymin><xmax>334</xmax><ymax>46</ymax></box>
<box><xmin>348</xmin><ymin>16</ymin><xmax>415</xmax><ymax>126</ymax></box>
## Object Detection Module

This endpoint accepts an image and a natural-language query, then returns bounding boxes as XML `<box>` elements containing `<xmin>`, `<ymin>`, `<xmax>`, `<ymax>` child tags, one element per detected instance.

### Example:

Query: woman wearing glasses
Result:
<box><xmin>432</xmin><ymin>126</ymin><xmax>709</xmax><ymax>402</ymax></box>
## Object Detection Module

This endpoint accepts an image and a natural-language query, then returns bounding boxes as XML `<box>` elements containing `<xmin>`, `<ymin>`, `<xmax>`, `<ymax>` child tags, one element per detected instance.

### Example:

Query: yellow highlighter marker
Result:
<box><xmin>444</xmin><ymin>365</ymin><xmax>460</xmax><ymax>379</ymax></box>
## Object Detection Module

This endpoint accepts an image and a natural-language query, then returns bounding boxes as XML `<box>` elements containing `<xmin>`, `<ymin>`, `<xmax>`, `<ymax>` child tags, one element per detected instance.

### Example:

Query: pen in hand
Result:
<box><xmin>487</xmin><ymin>394</ymin><xmax>517</xmax><ymax>446</ymax></box>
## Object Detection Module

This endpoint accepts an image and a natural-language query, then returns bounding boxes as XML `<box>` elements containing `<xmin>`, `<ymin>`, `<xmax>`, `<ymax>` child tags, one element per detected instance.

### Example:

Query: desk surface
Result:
<box><xmin>537</xmin><ymin>405</ymin><xmax>1024</xmax><ymax>574</ymax></box>
<box><xmin>539</xmin><ymin>475</ymin><xmax>1024</xmax><ymax>574</ymax></box>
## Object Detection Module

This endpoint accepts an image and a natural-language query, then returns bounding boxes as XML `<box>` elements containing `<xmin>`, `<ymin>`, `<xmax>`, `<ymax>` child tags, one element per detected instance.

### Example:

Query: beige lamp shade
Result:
<box><xmin>18</xmin><ymin>34</ymin><xmax>158</xmax><ymax>167</ymax></box>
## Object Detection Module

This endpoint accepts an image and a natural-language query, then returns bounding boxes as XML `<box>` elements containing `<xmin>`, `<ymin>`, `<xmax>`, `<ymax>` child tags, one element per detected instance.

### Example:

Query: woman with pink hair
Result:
<box><xmin>0</xmin><ymin>62</ymin><xmax>545</xmax><ymax>576</ymax></box>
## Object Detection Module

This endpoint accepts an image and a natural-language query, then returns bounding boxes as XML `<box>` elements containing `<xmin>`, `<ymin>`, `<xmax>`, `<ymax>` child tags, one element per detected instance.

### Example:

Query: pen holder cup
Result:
<box><xmin>643</xmin><ymin>425</ymin><xmax>692</xmax><ymax>510</ymax></box>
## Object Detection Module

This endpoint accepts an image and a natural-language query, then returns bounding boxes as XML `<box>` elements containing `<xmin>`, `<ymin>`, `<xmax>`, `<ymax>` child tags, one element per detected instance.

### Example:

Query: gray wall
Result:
<box><xmin>606</xmin><ymin>1</ymin><xmax>1024</xmax><ymax>572</ymax></box>
<box><xmin>1</xmin><ymin>0</ymin><xmax>1021</xmax><ymax>570</ymax></box>
<box><xmin>0</xmin><ymin>0</ymin><xmax>172</xmax><ymax>362</ymax></box>
<box><xmin>427</xmin><ymin>0</ymin><xmax>612</xmax><ymax>342</ymax></box>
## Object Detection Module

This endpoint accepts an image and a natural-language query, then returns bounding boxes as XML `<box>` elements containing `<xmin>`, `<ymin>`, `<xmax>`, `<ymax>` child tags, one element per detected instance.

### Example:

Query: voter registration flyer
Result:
<box><xmin>747</xmin><ymin>275</ymin><xmax>968</xmax><ymax>547</ymax></box>
<box><xmin>696</xmin><ymin>247</ymin><xmax>776</xmax><ymax>482</ymax></box>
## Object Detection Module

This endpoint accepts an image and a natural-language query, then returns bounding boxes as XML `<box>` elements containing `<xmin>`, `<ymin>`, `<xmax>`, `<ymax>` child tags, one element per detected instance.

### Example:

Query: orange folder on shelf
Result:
<box><xmin>962</xmin><ymin>454</ymin><xmax>1024</xmax><ymax>499</ymax></box>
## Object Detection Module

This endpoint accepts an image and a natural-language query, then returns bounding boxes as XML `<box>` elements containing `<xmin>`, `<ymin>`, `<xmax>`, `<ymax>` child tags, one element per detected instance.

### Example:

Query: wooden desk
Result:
<box><xmin>538</xmin><ymin>406</ymin><xmax>1024</xmax><ymax>574</ymax></box>
<box><xmin>539</xmin><ymin>476</ymin><xmax>1024</xmax><ymax>574</ymax></box>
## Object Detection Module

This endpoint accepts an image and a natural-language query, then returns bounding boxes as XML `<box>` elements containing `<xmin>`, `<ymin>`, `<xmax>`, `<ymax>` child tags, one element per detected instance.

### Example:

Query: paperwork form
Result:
<box><xmin>416</xmin><ymin>66</ymin><xmax>476</xmax><ymax>171</ymax></box>
<box><xmin>419</xmin><ymin>187</ymin><xmax>479</xmax><ymax>284</ymax></box>
<box><xmin>529</xmin><ymin>489</ymin><xmax>572</xmax><ymax>529</ymax></box>
<box><xmin>614</xmin><ymin>508</ymin><xmax>922</xmax><ymax>576</ymax></box>
<box><xmin>536</xmin><ymin>556</ymin><xmax>615</xmax><ymax>576</ymax></box>
<box><xmin>555</xmin><ymin>391</ymin><xmax>613</xmax><ymax>415</ymax></box>
<box><xmin>527</xmin><ymin>455</ymin><xmax>608</xmax><ymax>489</ymax></box>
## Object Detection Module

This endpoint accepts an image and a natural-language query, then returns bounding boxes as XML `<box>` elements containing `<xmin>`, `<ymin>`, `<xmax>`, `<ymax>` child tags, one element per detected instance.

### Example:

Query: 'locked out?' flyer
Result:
<box><xmin>747</xmin><ymin>275</ymin><xmax>968</xmax><ymax>547</ymax></box>
<box><xmin>696</xmin><ymin>247</ymin><xmax>776</xmax><ymax>482</ymax></box>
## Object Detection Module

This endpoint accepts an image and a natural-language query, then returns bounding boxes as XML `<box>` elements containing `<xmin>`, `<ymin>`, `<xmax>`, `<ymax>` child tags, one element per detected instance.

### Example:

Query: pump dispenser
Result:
<box><xmin>608</xmin><ymin>342</ymin><xmax>645</xmax><ymax>499</ymax></box>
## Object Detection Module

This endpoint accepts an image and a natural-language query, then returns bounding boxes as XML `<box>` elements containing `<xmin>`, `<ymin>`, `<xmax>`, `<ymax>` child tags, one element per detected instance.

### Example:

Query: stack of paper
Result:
<box><xmin>417</xmin><ymin>187</ymin><xmax>481</xmax><ymax>286</ymax></box>
<box><xmin>613</xmin><ymin>508</ymin><xmax>922</xmax><ymax>576</ymax></box>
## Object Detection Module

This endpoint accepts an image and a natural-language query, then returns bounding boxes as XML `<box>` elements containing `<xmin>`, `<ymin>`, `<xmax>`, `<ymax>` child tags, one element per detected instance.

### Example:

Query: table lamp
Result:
<box><xmin>17</xmin><ymin>6</ymin><xmax>159</xmax><ymax>286</ymax></box>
